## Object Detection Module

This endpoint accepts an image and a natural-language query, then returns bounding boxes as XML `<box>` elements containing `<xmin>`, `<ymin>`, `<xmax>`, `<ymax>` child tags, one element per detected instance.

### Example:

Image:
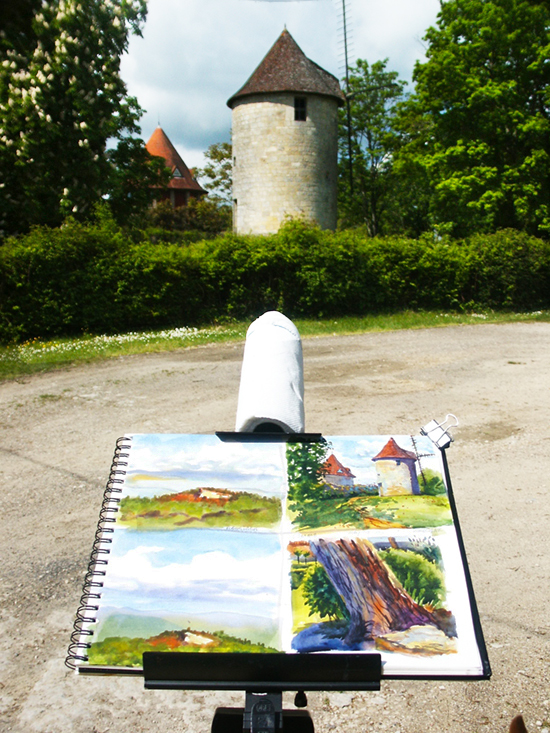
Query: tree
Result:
<box><xmin>286</xmin><ymin>441</ymin><xmax>328</xmax><ymax>499</ymax></box>
<box><xmin>310</xmin><ymin>537</ymin><xmax>455</xmax><ymax>646</ymax></box>
<box><xmin>106</xmin><ymin>136</ymin><xmax>170</xmax><ymax>228</ymax></box>
<box><xmin>146</xmin><ymin>197</ymin><xmax>232</xmax><ymax>236</ymax></box>
<box><xmin>302</xmin><ymin>563</ymin><xmax>349</xmax><ymax>621</ymax></box>
<box><xmin>398</xmin><ymin>0</ymin><xmax>550</xmax><ymax>238</ymax></box>
<box><xmin>338</xmin><ymin>59</ymin><xmax>408</xmax><ymax>235</ymax></box>
<box><xmin>0</xmin><ymin>0</ymin><xmax>42</xmax><ymax>54</ymax></box>
<box><xmin>195</xmin><ymin>142</ymin><xmax>233</xmax><ymax>205</ymax></box>
<box><xmin>0</xmin><ymin>0</ymin><xmax>162</xmax><ymax>236</ymax></box>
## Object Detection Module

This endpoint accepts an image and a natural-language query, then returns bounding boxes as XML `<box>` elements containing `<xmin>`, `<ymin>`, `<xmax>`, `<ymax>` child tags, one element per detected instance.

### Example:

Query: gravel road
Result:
<box><xmin>1</xmin><ymin>321</ymin><xmax>549</xmax><ymax>733</ymax></box>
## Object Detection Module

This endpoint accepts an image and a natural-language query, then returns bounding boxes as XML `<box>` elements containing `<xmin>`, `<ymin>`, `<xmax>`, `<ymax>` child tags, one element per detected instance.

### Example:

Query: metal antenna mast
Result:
<box><xmin>337</xmin><ymin>0</ymin><xmax>354</xmax><ymax>194</ymax></box>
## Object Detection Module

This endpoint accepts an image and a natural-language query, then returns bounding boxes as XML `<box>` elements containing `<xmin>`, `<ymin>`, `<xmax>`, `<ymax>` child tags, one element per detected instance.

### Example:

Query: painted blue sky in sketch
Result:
<box><xmin>98</xmin><ymin>528</ymin><xmax>283</xmax><ymax>621</ymax></box>
<box><xmin>125</xmin><ymin>433</ymin><xmax>287</xmax><ymax>497</ymax></box>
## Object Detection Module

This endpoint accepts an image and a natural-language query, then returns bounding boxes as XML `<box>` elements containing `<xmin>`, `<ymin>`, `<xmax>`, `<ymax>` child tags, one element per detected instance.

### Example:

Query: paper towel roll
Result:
<box><xmin>235</xmin><ymin>311</ymin><xmax>305</xmax><ymax>433</ymax></box>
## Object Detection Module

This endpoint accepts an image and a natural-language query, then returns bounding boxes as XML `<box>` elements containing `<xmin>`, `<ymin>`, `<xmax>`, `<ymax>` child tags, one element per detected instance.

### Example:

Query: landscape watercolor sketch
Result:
<box><xmin>74</xmin><ymin>434</ymin><xmax>485</xmax><ymax>677</ymax></box>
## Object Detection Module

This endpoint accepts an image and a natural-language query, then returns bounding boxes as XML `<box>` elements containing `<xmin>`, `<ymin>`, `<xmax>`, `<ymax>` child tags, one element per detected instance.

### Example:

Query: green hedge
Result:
<box><xmin>1</xmin><ymin>218</ymin><xmax>549</xmax><ymax>343</ymax></box>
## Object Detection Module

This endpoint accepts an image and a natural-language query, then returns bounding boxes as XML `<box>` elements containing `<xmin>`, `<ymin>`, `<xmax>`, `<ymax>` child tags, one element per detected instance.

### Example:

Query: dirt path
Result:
<box><xmin>1</xmin><ymin>321</ymin><xmax>549</xmax><ymax>733</ymax></box>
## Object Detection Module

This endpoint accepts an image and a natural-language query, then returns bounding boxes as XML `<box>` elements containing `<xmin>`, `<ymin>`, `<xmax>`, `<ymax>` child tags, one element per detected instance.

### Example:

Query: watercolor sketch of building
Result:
<box><xmin>321</xmin><ymin>453</ymin><xmax>356</xmax><ymax>491</ymax></box>
<box><xmin>372</xmin><ymin>438</ymin><xmax>421</xmax><ymax>496</ymax></box>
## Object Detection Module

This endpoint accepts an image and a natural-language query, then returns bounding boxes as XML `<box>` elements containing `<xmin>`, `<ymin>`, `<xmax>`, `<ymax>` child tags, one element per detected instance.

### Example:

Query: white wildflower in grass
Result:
<box><xmin>0</xmin><ymin>326</ymin><xmax>246</xmax><ymax>373</ymax></box>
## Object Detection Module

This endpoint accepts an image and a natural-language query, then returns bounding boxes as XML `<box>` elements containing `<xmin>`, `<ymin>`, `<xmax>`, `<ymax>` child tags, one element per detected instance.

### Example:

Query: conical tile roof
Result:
<box><xmin>322</xmin><ymin>454</ymin><xmax>355</xmax><ymax>479</ymax></box>
<box><xmin>227</xmin><ymin>29</ymin><xmax>344</xmax><ymax>108</ymax></box>
<box><xmin>146</xmin><ymin>127</ymin><xmax>205</xmax><ymax>193</ymax></box>
<box><xmin>372</xmin><ymin>438</ymin><xmax>418</xmax><ymax>463</ymax></box>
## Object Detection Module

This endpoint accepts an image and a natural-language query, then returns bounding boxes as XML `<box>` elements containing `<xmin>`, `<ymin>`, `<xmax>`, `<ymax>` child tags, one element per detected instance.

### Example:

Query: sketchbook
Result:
<box><xmin>66</xmin><ymin>433</ymin><xmax>490</xmax><ymax>681</ymax></box>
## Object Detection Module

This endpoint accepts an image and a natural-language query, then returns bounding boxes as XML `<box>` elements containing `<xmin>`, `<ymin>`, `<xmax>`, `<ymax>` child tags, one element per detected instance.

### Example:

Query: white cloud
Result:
<box><xmin>121</xmin><ymin>0</ymin><xmax>441</xmax><ymax>168</ymax></box>
<box><xmin>106</xmin><ymin>545</ymin><xmax>282</xmax><ymax>598</ymax></box>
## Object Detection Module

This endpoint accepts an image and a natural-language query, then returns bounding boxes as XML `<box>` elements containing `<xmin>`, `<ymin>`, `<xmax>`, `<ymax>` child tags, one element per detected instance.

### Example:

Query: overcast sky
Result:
<box><xmin>120</xmin><ymin>0</ymin><xmax>441</xmax><ymax>170</ymax></box>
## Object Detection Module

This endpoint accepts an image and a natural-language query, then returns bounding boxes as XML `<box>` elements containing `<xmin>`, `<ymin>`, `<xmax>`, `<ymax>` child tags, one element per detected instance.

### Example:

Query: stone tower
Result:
<box><xmin>227</xmin><ymin>30</ymin><xmax>344</xmax><ymax>235</ymax></box>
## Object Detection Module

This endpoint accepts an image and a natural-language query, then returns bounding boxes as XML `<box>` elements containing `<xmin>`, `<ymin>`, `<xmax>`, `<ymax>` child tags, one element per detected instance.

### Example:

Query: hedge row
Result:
<box><xmin>1</xmin><ymin>218</ymin><xmax>549</xmax><ymax>343</ymax></box>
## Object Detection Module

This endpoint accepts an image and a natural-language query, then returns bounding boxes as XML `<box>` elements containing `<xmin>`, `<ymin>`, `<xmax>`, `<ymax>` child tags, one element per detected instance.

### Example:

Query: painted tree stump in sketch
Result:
<box><xmin>310</xmin><ymin>537</ymin><xmax>455</xmax><ymax>646</ymax></box>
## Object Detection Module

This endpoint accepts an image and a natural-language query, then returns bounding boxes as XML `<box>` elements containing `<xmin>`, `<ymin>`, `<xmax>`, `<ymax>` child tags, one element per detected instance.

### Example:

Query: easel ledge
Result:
<box><xmin>142</xmin><ymin>651</ymin><xmax>382</xmax><ymax>692</ymax></box>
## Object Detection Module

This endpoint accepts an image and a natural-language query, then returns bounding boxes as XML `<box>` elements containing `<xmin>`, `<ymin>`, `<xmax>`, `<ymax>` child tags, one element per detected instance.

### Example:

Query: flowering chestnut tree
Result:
<box><xmin>0</xmin><ymin>0</ymin><xmax>163</xmax><ymax>236</ymax></box>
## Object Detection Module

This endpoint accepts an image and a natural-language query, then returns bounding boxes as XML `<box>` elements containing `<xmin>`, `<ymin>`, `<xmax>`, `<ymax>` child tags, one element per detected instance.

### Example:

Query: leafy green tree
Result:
<box><xmin>146</xmin><ymin>197</ymin><xmax>231</xmax><ymax>236</ymax></box>
<box><xmin>398</xmin><ymin>0</ymin><xmax>550</xmax><ymax>237</ymax></box>
<box><xmin>0</xmin><ymin>0</ymin><xmax>42</xmax><ymax>54</ymax></box>
<box><xmin>106</xmin><ymin>137</ymin><xmax>170</xmax><ymax>228</ymax></box>
<box><xmin>0</xmin><ymin>0</ymin><xmax>163</xmax><ymax>236</ymax></box>
<box><xmin>286</xmin><ymin>440</ymin><xmax>330</xmax><ymax>527</ymax></box>
<box><xmin>338</xmin><ymin>59</ymin><xmax>408</xmax><ymax>235</ymax></box>
<box><xmin>302</xmin><ymin>563</ymin><xmax>349</xmax><ymax>621</ymax></box>
<box><xmin>195</xmin><ymin>142</ymin><xmax>233</xmax><ymax>206</ymax></box>
<box><xmin>286</xmin><ymin>441</ymin><xmax>328</xmax><ymax>503</ymax></box>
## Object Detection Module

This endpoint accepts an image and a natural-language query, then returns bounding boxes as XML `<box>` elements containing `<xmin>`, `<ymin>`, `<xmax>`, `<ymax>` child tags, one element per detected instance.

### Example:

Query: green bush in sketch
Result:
<box><xmin>378</xmin><ymin>548</ymin><xmax>446</xmax><ymax>607</ymax></box>
<box><xmin>301</xmin><ymin>563</ymin><xmax>349</xmax><ymax>621</ymax></box>
<box><xmin>419</xmin><ymin>468</ymin><xmax>447</xmax><ymax>496</ymax></box>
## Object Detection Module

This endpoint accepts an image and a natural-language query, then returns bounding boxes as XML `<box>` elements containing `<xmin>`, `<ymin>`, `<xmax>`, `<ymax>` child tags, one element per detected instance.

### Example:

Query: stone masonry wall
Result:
<box><xmin>231</xmin><ymin>93</ymin><xmax>339</xmax><ymax>234</ymax></box>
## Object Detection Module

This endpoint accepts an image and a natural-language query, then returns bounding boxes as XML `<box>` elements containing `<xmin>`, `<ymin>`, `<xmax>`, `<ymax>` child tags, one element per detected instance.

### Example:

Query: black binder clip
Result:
<box><xmin>420</xmin><ymin>414</ymin><xmax>458</xmax><ymax>450</ymax></box>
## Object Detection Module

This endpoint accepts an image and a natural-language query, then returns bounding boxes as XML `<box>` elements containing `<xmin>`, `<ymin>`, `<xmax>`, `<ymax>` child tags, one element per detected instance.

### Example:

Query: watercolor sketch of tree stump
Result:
<box><xmin>308</xmin><ymin>537</ymin><xmax>456</xmax><ymax>653</ymax></box>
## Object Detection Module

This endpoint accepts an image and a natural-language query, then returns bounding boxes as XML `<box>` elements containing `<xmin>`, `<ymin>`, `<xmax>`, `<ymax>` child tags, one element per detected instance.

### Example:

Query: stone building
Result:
<box><xmin>227</xmin><ymin>29</ymin><xmax>345</xmax><ymax>234</ymax></box>
<box><xmin>321</xmin><ymin>454</ymin><xmax>356</xmax><ymax>491</ymax></box>
<box><xmin>145</xmin><ymin>126</ymin><xmax>206</xmax><ymax>208</ymax></box>
<box><xmin>372</xmin><ymin>438</ymin><xmax>421</xmax><ymax>497</ymax></box>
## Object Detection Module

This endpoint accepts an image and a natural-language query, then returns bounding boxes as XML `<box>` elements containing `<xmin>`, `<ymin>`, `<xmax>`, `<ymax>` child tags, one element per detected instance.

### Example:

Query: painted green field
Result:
<box><xmin>119</xmin><ymin>489</ymin><xmax>282</xmax><ymax>529</ymax></box>
<box><xmin>88</xmin><ymin>629</ymin><xmax>278</xmax><ymax>668</ymax></box>
<box><xmin>349</xmin><ymin>494</ymin><xmax>453</xmax><ymax>529</ymax></box>
<box><xmin>289</xmin><ymin>493</ymin><xmax>452</xmax><ymax>532</ymax></box>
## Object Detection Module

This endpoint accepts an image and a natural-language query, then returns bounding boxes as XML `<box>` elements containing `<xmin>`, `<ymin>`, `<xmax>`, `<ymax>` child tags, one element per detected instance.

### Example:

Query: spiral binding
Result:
<box><xmin>65</xmin><ymin>436</ymin><xmax>132</xmax><ymax>670</ymax></box>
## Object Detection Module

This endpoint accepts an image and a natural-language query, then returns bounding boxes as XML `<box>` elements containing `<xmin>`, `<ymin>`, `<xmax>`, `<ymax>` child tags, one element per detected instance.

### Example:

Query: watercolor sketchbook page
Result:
<box><xmin>66</xmin><ymin>434</ymin><xmax>490</xmax><ymax>681</ymax></box>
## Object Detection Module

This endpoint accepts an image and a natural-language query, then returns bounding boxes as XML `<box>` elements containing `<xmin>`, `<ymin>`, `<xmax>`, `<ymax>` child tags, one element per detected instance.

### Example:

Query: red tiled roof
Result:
<box><xmin>372</xmin><ymin>438</ymin><xmax>417</xmax><ymax>462</ymax></box>
<box><xmin>322</xmin><ymin>454</ymin><xmax>355</xmax><ymax>478</ymax></box>
<box><xmin>145</xmin><ymin>127</ymin><xmax>206</xmax><ymax>193</ymax></box>
<box><xmin>227</xmin><ymin>29</ymin><xmax>345</xmax><ymax>108</ymax></box>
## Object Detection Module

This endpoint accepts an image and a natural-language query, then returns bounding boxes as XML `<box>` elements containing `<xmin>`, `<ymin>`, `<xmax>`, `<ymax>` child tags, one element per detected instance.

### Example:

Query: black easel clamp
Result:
<box><xmin>143</xmin><ymin>652</ymin><xmax>382</xmax><ymax>732</ymax></box>
<box><xmin>244</xmin><ymin>692</ymin><xmax>283</xmax><ymax>732</ymax></box>
<box><xmin>212</xmin><ymin>693</ymin><xmax>315</xmax><ymax>733</ymax></box>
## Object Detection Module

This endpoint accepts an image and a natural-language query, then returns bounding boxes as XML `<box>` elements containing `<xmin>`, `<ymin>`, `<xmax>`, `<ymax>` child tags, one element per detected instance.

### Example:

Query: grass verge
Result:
<box><xmin>1</xmin><ymin>310</ymin><xmax>549</xmax><ymax>381</ymax></box>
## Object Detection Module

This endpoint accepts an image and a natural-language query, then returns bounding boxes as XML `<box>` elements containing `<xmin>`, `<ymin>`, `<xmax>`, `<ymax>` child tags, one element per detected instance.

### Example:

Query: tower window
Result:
<box><xmin>294</xmin><ymin>96</ymin><xmax>307</xmax><ymax>121</ymax></box>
